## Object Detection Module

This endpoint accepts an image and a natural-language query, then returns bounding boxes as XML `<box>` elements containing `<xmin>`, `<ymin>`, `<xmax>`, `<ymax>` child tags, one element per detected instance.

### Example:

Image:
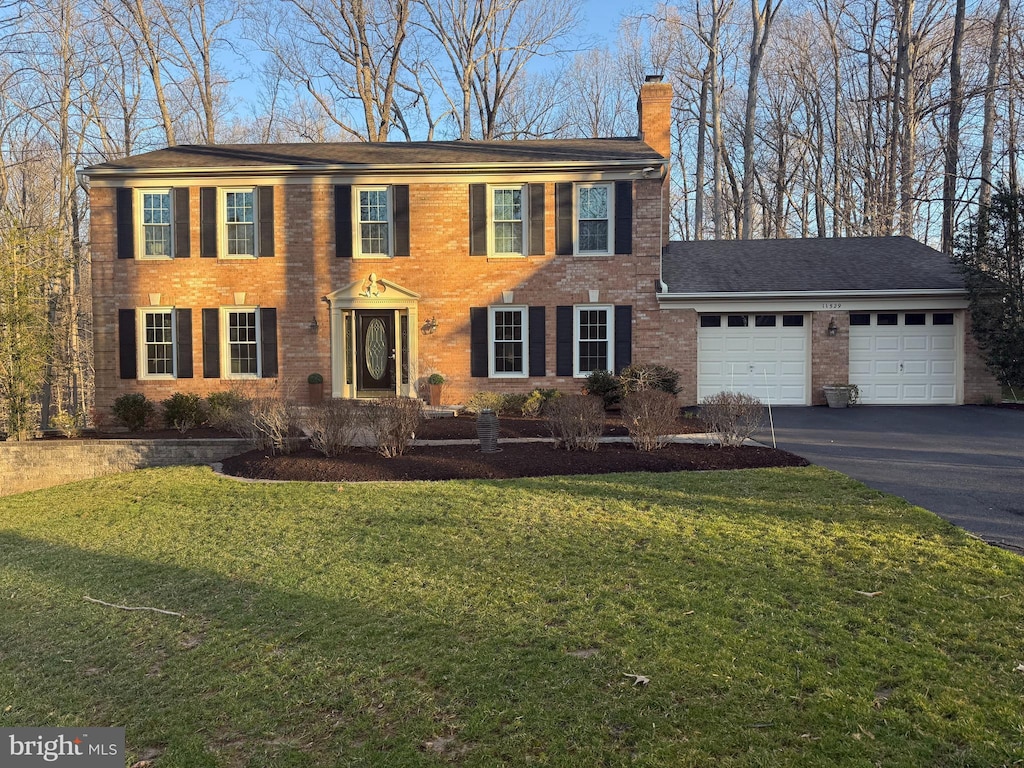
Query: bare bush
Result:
<box><xmin>700</xmin><ymin>392</ymin><xmax>764</xmax><ymax>447</ymax></box>
<box><xmin>365</xmin><ymin>397</ymin><xmax>422</xmax><ymax>458</ymax></box>
<box><xmin>621</xmin><ymin>390</ymin><xmax>679</xmax><ymax>451</ymax></box>
<box><xmin>546</xmin><ymin>394</ymin><xmax>604</xmax><ymax>451</ymax></box>
<box><xmin>306</xmin><ymin>400</ymin><xmax>362</xmax><ymax>457</ymax></box>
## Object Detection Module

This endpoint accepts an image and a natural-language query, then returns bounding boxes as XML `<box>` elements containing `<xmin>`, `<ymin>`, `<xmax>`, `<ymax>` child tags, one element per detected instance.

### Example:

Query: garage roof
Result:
<box><xmin>661</xmin><ymin>237</ymin><xmax>965</xmax><ymax>295</ymax></box>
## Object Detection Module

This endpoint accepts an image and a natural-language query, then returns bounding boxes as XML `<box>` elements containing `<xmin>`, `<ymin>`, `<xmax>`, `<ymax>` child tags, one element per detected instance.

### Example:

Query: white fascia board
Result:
<box><xmin>657</xmin><ymin>289</ymin><xmax>968</xmax><ymax>313</ymax></box>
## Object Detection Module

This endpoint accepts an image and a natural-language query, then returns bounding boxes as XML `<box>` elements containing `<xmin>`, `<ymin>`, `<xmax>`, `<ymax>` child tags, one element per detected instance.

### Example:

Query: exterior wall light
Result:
<box><xmin>827</xmin><ymin>317</ymin><xmax>838</xmax><ymax>337</ymax></box>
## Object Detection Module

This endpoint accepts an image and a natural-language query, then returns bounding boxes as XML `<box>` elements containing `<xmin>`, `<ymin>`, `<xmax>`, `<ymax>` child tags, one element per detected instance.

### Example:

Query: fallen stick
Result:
<box><xmin>83</xmin><ymin>596</ymin><xmax>184</xmax><ymax>618</ymax></box>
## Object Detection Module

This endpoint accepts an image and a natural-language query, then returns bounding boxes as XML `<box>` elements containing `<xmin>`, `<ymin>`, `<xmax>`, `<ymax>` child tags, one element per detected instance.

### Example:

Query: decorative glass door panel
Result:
<box><xmin>356</xmin><ymin>311</ymin><xmax>396</xmax><ymax>394</ymax></box>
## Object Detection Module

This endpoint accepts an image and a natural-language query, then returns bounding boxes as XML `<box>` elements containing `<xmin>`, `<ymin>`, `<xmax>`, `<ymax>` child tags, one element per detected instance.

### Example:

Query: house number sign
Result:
<box><xmin>821</xmin><ymin>302</ymin><xmax>842</xmax><ymax>309</ymax></box>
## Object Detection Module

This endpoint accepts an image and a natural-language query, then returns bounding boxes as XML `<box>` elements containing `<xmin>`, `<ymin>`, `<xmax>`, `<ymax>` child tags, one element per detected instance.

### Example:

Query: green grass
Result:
<box><xmin>1</xmin><ymin>467</ymin><xmax>1022</xmax><ymax>767</ymax></box>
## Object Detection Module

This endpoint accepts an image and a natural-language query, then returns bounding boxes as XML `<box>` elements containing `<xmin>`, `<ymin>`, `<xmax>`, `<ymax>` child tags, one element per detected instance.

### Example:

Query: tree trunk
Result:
<box><xmin>941</xmin><ymin>0</ymin><xmax>965</xmax><ymax>254</ymax></box>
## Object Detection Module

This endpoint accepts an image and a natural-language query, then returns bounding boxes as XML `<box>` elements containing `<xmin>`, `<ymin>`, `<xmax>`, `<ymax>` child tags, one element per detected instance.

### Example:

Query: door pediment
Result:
<box><xmin>325</xmin><ymin>273</ymin><xmax>421</xmax><ymax>307</ymax></box>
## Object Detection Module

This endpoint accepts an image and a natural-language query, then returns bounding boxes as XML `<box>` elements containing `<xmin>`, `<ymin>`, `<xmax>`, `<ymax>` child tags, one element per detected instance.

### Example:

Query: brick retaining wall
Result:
<box><xmin>0</xmin><ymin>439</ymin><xmax>254</xmax><ymax>497</ymax></box>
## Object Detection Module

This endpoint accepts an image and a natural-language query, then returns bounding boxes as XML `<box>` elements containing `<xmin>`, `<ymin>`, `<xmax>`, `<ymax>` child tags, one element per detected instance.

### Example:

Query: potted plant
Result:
<box><xmin>823</xmin><ymin>383</ymin><xmax>859</xmax><ymax>408</ymax></box>
<box><xmin>308</xmin><ymin>372</ymin><xmax>324</xmax><ymax>404</ymax></box>
<box><xmin>427</xmin><ymin>373</ymin><xmax>445</xmax><ymax>406</ymax></box>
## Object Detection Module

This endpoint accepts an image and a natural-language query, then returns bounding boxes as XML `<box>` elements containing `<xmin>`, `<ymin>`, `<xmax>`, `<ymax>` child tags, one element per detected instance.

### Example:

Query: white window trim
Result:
<box><xmin>221</xmin><ymin>306</ymin><xmax>261</xmax><ymax>379</ymax></box>
<box><xmin>488</xmin><ymin>184</ymin><xmax>527</xmax><ymax>258</ymax></box>
<box><xmin>488</xmin><ymin>305</ymin><xmax>529</xmax><ymax>378</ymax></box>
<box><xmin>573</xmin><ymin>304</ymin><xmax>614</xmax><ymax>378</ymax></box>
<box><xmin>137</xmin><ymin>307</ymin><xmax>177</xmax><ymax>380</ymax></box>
<box><xmin>219</xmin><ymin>187</ymin><xmax>258</xmax><ymax>259</ymax></box>
<box><xmin>136</xmin><ymin>188</ymin><xmax>174</xmax><ymax>260</ymax></box>
<box><xmin>353</xmin><ymin>185</ymin><xmax>394</xmax><ymax>259</ymax></box>
<box><xmin>574</xmin><ymin>182</ymin><xmax>614</xmax><ymax>257</ymax></box>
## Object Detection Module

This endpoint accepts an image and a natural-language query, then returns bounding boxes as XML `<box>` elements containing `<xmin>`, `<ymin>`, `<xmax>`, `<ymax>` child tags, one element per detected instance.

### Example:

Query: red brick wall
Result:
<box><xmin>810</xmin><ymin>311</ymin><xmax>849</xmax><ymax>405</ymax></box>
<box><xmin>962</xmin><ymin>312</ymin><xmax>1004</xmax><ymax>403</ymax></box>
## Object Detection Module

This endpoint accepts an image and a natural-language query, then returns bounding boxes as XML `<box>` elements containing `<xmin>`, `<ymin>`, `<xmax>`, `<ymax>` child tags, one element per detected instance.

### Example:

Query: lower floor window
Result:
<box><xmin>491</xmin><ymin>307</ymin><xmax>526</xmax><ymax>376</ymax></box>
<box><xmin>575</xmin><ymin>306</ymin><xmax>612</xmax><ymax>376</ymax></box>
<box><xmin>143</xmin><ymin>310</ymin><xmax>174</xmax><ymax>376</ymax></box>
<box><xmin>227</xmin><ymin>310</ymin><xmax>259</xmax><ymax>375</ymax></box>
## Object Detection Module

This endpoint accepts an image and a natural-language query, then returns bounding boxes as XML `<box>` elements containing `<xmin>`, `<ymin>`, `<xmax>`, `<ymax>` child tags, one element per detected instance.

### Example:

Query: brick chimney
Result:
<box><xmin>637</xmin><ymin>74</ymin><xmax>672</xmax><ymax>158</ymax></box>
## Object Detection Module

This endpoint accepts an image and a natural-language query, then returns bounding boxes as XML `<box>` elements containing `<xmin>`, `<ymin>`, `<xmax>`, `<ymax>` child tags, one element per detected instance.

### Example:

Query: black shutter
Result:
<box><xmin>335</xmin><ymin>185</ymin><xmax>352</xmax><ymax>257</ymax></box>
<box><xmin>529</xmin><ymin>183</ymin><xmax>545</xmax><ymax>255</ymax></box>
<box><xmin>528</xmin><ymin>306</ymin><xmax>546</xmax><ymax>377</ymax></box>
<box><xmin>470</xmin><ymin>307</ymin><xmax>488</xmax><ymax>377</ymax></box>
<box><xmin>258</xmin><ymin>186</ymin><xmax>275</xmax><ymax>257</ymax></box>
<box><xmin>614</xmin><ymin>305</ymin><xmax>632</xmax><ymax>374</ymax></box>
<box><xmin>202</xmin><ymin>308</ymin><xmax>220</xmax><ymax>378</ymax></box>
<box><xmin>175</xmin><ymin>308</ymin><xmax>193</xmax><ymax>378</ymax></box>
<box><xmin>614</xmin><ymin>181</ymin><xmax>633</xmax><ymax>255</ymax></box>
<box><xmin>260</xmin><ymin>308</ymin><xmax>278</xmax><ymax>378</ymax></box>
<box><xmin>174</xmin><ymin>188</ymin><xmax>190</xmax><ymax>258</ymax></box>
<box><xmin>118</xmin><ymin>309</ymin><xmax>137</xmax><ymax>379</ymax></box>
<box><xmin>116</xmin><ymin>188</ymin><xmax>134</xmax><ymax>260</ymax></box>
<box><xmin>556</xmin><ymin>305</ymin><xmax>573</xmax><ymax>376</ymax></box>
<box><xmin>200</xmin><ymin>187</ymin><xmax>217</xmax><ymax>257</ymax></box>
<box><xmin>555</xmin><ymin>183</ymin><xmax>572</xmax><ymax>255</ymax></box>
<box><xmin>469</xmin><ymin>183</ymin><xmax>487</xmax><ymax>256</ymax></box>
<box><xmin>394</xmin><ymin>184</ymin><xmax>410</xmax><ymax>257</ymax></box>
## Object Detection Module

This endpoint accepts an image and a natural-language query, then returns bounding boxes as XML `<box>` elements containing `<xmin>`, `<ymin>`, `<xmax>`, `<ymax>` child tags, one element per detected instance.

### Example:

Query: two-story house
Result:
<box><xmin>82</xmin><ymin>77</ymin><xmax>1000</xmax><ymax>413</ymax></box>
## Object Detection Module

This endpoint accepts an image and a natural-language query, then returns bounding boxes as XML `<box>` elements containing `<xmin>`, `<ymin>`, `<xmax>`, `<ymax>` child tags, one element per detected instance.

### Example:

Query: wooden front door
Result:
<box><xmin>356</xmin><ymin>311</ymin><xmax>396</xmax><ymax>395</ymax></box>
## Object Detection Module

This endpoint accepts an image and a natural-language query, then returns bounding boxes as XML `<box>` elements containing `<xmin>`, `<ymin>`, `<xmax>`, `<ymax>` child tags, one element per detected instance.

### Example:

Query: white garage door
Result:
<box><xmin>697</xmin><ymin>313</ymin><xmax>809</xmax><ymax>405</ymax></box>
<box><xmin>849</xmin><ymin>312</ymin><xmax>958</xmax><ymax>404</ymax></box>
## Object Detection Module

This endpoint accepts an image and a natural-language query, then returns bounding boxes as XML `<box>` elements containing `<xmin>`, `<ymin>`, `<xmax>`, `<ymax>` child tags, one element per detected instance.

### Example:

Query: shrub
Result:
<box><xmin>244</xmin><ymin>394</ymin><xmax>300</xmax><ymax>454</ymax></box>
<box><xmin>501</xmin><ymin>392</ymin><xmax>528</xmax><ymax>415</ymax></box>
<box><xmin>700</xmin><ymin>391</ymin><xmax>764</xmax><ymax>448</ymax></box>
<box><xmin>620</xmin><ymin>364</ymin><xmax>681</xmax><ymax>396</ymax></box>
<box><xmin>206</xmin><ymin>390</ymin><xmax>249</xmax><ymax>432</ymax></box>
<box><xmin>546</xmin><ymin>394</ymin><xmax>605</xmax><ymax>451</ymax></box>
<box><xmin>521</xmin><ymin>388</ymin><xmax>561</xmax><ymax>417</ymax></box>
<box><xmin>464</xmin><ymin>391</ymin><xmax>506</xmax><ymax>415</ymax></box>
<box><xmin>584</xmin><ymin>370</ymin><xmax>622</xmax><ymax>408</ymax></box>
<box><xmin>307</xmin><ymin>372</ymin><xmax>323</xmax><ymax>385</ymax></box>
<box><xmin>162</xmin><ymin>392</ymin><xmax>207</xmax><ymax>433</ymax></box>
<box><xmin>111</xmin><ymin>393</ymin><xmax>156</xmax><ymax>432</ymax></box>
<box><xmin>428</xmin><ymin>373</ymin><xmax>445</xmax><ymax>385</ymax></box>
<box><xmin>51</xmin><ymin>409</ymin><xmax>83</xmax><ymax>438</ymax></box>
<box><xmin>621</xmin><ymin>390</ymin><xmax>679</xmax><ymax>451</ymax></box>
<box><xmin>365</xmin><ymin>397</ymin><xmax>422</xmax><ymax>458</ymax></box>
<box><xmin>307</xmin><ymin>400</ymin><xmax>362</xmax><ymax>457</ymax></box>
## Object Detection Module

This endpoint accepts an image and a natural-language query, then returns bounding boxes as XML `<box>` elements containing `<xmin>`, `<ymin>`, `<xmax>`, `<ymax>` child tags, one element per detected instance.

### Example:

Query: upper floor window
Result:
<box><xmin>222</xmin><ymin>189</ymin><xmax>256</xmax><ymax>258</ymax></box>
<box><xmin>575</xmin><ymin>305</ymin><xmax>614</xmax><ymax>376</ymax></box>
<box><xmin>491</xmin><ymin>186</ymin><xmax>525</xmax><ymax>256</ymax></box>
<box><xmin>489</xmin><ymin>306</ymin><xmax>528</xmax><ymax>377</ymax></box>
<box><xmin>357</xmin><ymin>187</ymin><xmax>392</xmax><ymax>257</ymax></box>
<box><xmin>577</xmin><ymin>184</ymin><xmax>612</xmax><ymax>255</ymax></box>
<box><xmin>140</xmin><ymin>191</ymin><xmax>173</xmax><ymax>258</ymax></box>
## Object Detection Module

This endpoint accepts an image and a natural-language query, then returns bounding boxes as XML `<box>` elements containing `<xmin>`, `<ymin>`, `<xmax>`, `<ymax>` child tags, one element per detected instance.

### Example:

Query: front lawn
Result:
<box><xmin>1</xmin><ymin>467</ymin><xmax>1022</xmax><ymax>766</ymax></box>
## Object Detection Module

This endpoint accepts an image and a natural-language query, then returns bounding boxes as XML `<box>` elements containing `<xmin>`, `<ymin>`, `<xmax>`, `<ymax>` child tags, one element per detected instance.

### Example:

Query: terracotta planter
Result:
<box><xmin>428</xmin><ymin>383</ymin><xmax>443</xmax><ymax>406</ymax></box>
<box><xmin>309</xmin><ymin>382</ymin><xmax>324</xmax><ymax>404</ymax></box>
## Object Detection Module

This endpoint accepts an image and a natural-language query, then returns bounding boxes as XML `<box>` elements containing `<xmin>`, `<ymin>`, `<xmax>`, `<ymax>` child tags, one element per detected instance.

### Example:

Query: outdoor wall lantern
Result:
<box><xmin>827</xmin><ymin>317</ymin><xmax>838</xmax><ymax>337</ymax></box>
<box><xmin>421</xmin><ymin>317</ymin><xmax>439</xmax><ymax>335</ymax></box>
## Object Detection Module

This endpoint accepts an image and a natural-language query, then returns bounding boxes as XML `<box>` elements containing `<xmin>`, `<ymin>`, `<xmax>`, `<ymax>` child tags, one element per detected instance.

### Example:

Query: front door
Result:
<box><xmin>356</xmin><ymin>310</ymin><xmax>396</xmax><ymax>395</ymax></box>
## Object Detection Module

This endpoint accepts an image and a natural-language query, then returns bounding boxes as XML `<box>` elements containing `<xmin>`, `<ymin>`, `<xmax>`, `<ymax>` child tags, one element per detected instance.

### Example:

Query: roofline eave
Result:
<box><xmin>657</xmin><ymin>288</ymin><xmax>967</xmax><ymax>302</ymax></box>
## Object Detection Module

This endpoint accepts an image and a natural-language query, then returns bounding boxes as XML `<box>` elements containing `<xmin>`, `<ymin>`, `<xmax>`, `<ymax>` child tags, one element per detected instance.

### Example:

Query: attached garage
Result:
<box><xmin>849</xmin><ymin>311</ymin><xmax>958</xmax><ymax>404</ymax></box>
<box><xmin>697</xmin><ymin>313</ymin><xmax>809</xmax><ymax>405</ymax></box>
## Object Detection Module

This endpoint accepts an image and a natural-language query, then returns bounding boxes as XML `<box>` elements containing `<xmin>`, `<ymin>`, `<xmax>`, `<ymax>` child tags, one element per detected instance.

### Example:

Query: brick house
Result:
<box><xmin>81</xmin><ymin>77</ymin><xmax>1000</xmax><ymax>412</ymax></box>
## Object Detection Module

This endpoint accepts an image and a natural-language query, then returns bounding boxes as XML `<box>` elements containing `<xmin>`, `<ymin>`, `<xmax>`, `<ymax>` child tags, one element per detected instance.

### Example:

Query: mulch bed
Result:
<box><xmin>220</xmin><ymin>413</ymin><xmax>808</xmax><ymax>482</ymax></box>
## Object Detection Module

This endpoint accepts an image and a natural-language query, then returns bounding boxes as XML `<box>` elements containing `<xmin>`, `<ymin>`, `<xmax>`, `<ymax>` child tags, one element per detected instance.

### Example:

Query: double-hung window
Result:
<box><xmin>139</xmin><ymin>190</ymin><xmax>172</xmax><ymax>258</ymax></box>
<box><xmin>226</xmin><ymin>308</ymin><xmax>260</xmax><ymax>376</ymax></box>
<box><xmin>491</xmin><ymin>186</ymin><xmax>525</xmax><ymax>256</ymax></box>
<box><xmin>575</xmin><ymin>305</ymin><xmax>613</xmax><ymax>376</ymax></box>
<box><xmin>222</xmin><ymin>189</ymin><xmax>256</xmax><ymax>258</ymax></box>
<box><xmin>489</xmin><ymin>306</ymin><xmax>527</xmax><ymax>377</ymax></box>
<box><xmin>576</xmin><ymin>184</ymin><xmax>612</xmax><ymax>255</ymax></box>
<box><xmin>141</xmin><ymin>309</ymin><xmax>175</xmax><ymax>377</ymax></box>
<box><xmin>357</xmin><ymin>187</ymin><xmax>391</xmax><ymax>257</ymax></box>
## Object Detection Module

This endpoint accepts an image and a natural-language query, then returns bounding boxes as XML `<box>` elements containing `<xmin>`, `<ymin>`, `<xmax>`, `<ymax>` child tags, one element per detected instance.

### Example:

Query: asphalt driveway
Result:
<box><xmin>755</xmin><ymin>406</ymin><xmax>1024</xmax><ymax>553</ymax></box>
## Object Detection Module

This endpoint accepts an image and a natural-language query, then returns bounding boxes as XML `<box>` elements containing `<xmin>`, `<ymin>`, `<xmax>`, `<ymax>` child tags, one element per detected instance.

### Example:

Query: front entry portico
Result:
<box><xmin>324</xmin><ymin>274</ymin><xmax>420</xmax><ymax>399</ymax></box>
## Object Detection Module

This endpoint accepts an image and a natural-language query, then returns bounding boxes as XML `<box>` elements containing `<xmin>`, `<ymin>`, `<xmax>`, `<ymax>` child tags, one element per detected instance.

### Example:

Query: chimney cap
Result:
<box><xmin>644</xmin><ymin>73</ymin><xmax>665</xmax><ymax>83</ymax></box>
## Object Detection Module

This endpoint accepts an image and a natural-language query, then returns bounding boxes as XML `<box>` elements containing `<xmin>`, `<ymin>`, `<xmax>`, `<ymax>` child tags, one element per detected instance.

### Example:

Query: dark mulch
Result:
<box><xmin>415</xmin><ymin>413</ymin><xmax>708</xmax><ymax>440</ymax></box>
<box><xmin>40</xmin><ymin>427</ymin><xmax>241</xmax><ymax>440</ymax></box>
<box><xmin>220</xmin><ymin>442</ymin><xmax>809</xmax><ymax>483</ymax></box>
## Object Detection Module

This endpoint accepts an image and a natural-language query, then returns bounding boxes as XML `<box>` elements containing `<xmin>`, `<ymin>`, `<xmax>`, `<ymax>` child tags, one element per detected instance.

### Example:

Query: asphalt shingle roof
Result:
<box><xmin>661</xmin><ymin>237</ymin><xmax>965</xmax><ymax>294</ymax></box>
<box><xmin>85</xmin><ymin>138</ymin><xmax>662</xmax><ymax>173</ymax></box>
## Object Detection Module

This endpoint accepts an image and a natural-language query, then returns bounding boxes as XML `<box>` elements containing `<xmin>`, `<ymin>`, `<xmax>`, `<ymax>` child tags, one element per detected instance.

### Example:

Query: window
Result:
<box><xmin>491</xmin><ymin>186</ymin><xmax>525</xmax><ymax>256</ymax></box>
<box><xmin>727</xmin><ymin>315</ymin><xmax>748</xmax><ymax>328</ymax></box>
<box><xmin>140</xmin><ymin>191</ymin><xmax>172</xmax><ymax>258</ymax></box>
<box><xmin>755</xmin><ymin>314</ymin><xmax>777</xmax><ymax>327</ymax></box>
<box><xmin>141</xmin><ymin>309</ymin><xmax>175</xmax><ymax>377</ymax></box>
<box><xmin>357</xmin><ymin>187</ymin><xmax>391</xmax><ymax>257</ymax></box>
<box><xmin>575</xmin><ymin>306</ymin><xmax>613</xmax><ymax>376</ymax></box>
<box><xmin>850</xmin><ymin>313</ymin><xmax>870</xmax><ymax>326</ymax></box>
<box><xmin>489</xmin><ymin>307</ymin><xmax>527</xmax><ymax>377</ymax></box>
<box><xmin>700</xmin><ymin>315</ymin><xmax>721</xmax><ymax>328</ymax></box>
<box><xmin>782</xmin><ymin>315</ymin><xmax>804</xmax><ymax>327</ymax></box>
<box><xmin>877</xmin><ymin>313</ymin><xmax>898</xmax><ymax>326</ymax></box>
<box><xmin>222</xmin><ymin>189</ymin><xmax>256</xmax><ymax>257</ymax></box>
<box><xmin>933</xmin><ymin>312</ymin><xmax>954</xmax><ymax>325</ymax></box>
<box><xmin>225</xmin><ymin>309</ymin><xmax>260</xmax><ymax>376</ymax></box>
<box><xmin>576</xmin><ymin>184</ymin><xmax>612</xmax><ymax>254</ymax></box>
<box><xmin>905</xmin><ymin>313</ymin><xmax>926</xmax><ymax>325</ymax></box>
